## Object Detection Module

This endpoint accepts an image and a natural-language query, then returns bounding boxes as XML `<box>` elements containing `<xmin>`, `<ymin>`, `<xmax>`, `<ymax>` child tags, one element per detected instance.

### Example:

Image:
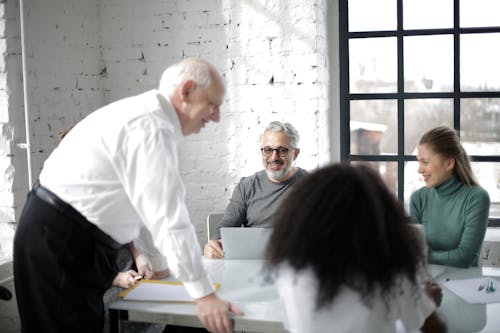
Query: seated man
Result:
<box><xmin>204</xmin><ymin>121</ymin><xmax>307</xmax><ymax>258</ymax></box>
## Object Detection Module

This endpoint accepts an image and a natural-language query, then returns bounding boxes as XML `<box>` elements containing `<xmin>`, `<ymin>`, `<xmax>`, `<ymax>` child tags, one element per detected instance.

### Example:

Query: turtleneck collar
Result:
<box><xmin>434</xmin><ymin>175</ymin><xmax>462</xmax><ymax>196</ymax></box>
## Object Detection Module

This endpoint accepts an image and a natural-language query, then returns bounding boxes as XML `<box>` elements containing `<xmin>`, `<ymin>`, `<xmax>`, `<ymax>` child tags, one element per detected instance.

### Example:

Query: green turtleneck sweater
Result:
<box><xmin>410</xmin><ymin>175</ymin><xmax>490</xmax><ymax>268</ymax></box>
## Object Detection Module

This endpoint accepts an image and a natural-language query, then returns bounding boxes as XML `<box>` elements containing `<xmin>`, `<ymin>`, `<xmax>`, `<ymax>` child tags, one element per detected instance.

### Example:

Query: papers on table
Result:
<box><xmin>119</xmin><ymin>280</ymin><xmax>220</xmax><ymax>303</ymax></box>
<box><xmin>444</xmin><ymin>277</ymin><xmax>500</xmax><ymax>304</ymax></box>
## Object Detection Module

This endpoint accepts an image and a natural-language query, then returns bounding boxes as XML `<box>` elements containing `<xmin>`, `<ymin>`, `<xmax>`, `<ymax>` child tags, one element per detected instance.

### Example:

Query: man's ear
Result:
<box><xmin>293</xmin><ymin>148</ymin><xmax>300</xmax><ymax>160</ymax></box>
<box><xmin>181</xmin><ymin>80</ymin><xmax>195</xmax><ymax>100</ymax></box>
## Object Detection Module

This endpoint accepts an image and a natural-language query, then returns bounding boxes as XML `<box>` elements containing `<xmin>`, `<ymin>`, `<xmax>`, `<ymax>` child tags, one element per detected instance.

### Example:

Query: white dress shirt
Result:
<box><xmin>276</xmin><ymin>265</ymin><xmax>436</xmax><ymax>333</ymax></box>
<box><xmin>39</xmin><ymin>90</ymin><xmax>214</xmax><ymax>299</ymax></box>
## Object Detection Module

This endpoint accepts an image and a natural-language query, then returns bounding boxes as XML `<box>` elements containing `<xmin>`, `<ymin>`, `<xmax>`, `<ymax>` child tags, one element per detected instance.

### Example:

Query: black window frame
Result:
<box><xmin>339</xmin><ymin>0</ymin><xmax>500</xmax><ymax>226</ymax></box>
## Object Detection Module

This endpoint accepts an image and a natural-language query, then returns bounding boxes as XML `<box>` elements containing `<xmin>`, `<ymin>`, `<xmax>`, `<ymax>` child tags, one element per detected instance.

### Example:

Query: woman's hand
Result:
<box><xmin>424</xmin><ymin>281</ymin><xmax>443</xmax><ymax>306</ymax></box>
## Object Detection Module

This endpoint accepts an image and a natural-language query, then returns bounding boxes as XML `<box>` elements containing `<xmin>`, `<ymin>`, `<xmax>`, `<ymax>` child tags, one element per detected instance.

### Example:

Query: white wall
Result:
<box><xmin>0</xmin><ymin>0</ymin><xmax>336</xmax><ymax>264</ymax></box>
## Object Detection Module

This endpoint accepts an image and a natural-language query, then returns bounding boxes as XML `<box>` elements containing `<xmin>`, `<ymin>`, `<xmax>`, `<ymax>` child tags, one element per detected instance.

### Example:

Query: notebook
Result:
<box><xmin>220</xmin><ymin>227</ymin><xmax>272</xmax><ymax>259</ymax></box>
<box><xmin>119</xmin><ymin>280</ymin><xmax>221</xmax><ymax>303</ymax></box>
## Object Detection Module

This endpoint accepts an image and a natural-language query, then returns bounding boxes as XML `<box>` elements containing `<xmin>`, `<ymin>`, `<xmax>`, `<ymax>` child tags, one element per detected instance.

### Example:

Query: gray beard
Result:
<box><xmin>266</xmin><ymin>164</ymin><xmax>293</xmax><ymax>181</ymax></box>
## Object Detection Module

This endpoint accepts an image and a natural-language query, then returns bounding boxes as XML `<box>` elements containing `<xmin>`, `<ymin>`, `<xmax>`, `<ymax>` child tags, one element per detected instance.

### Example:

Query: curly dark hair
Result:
<box><xmin>266</xmin><ymin>163</ymin><xmax>424</xmax><ymax>309</ymax></box>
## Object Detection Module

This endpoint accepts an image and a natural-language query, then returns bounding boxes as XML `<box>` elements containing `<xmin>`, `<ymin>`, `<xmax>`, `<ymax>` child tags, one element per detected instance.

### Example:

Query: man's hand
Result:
<box><xmin>204</xmin><ymin>240</ymin><xmax>224</xmax><ymax>258</ymax></box>
<box><xmin>196</xmin><ymin>293</ymin><xmax>243</xmax><ymax>333</ymax></box>
<box><xmin>150</xmin><ymin>269</ymin><xmax>170</xmax><ymax>280</ymax></box>
<box><xmin>134</xmin><ymin>253</ymin><xmax>153</xmax><ymax>279</ymax></box>
<box><xmin>112</xmin><ymin>270</ymin><xmax>141</xmax><ymax>289</ymax></box>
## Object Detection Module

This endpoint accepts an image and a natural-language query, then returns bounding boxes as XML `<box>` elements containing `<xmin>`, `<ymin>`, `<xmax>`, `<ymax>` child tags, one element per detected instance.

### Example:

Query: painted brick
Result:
<box><xmin>0</xmin><ymin>0</ymin><xmax>330</xmax><ymax>264</ymax></box>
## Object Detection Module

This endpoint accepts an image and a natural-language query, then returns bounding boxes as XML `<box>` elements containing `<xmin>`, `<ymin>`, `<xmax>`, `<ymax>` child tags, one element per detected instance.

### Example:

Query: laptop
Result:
<box><xmin>220</xmin><ymin>227</ymin><xmax>272</xmax><ymax>259</ymax></box>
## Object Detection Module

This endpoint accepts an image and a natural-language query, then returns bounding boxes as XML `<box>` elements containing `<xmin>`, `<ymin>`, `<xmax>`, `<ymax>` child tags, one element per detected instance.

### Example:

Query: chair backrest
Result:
<box><xmin>206</xmin><ymin>213</ymin><xmax>224</xmax><ymax>242</ymax></box>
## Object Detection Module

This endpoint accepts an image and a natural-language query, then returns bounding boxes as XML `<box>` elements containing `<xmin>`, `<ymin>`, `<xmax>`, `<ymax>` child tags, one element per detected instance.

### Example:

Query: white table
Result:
<box><xmin>109</xmin><ymin>260</ymin><xmax>500</xmax><ymax>333</ymax></box>
<box><xmin>431</xmin><ymin>264</ymin><xmax>500</xmax><ymax>333</ymax></box>
<box><xmin>109</xmin><ymin>259</ymin><xmax>286</xmax><ymax>333</ymax></box>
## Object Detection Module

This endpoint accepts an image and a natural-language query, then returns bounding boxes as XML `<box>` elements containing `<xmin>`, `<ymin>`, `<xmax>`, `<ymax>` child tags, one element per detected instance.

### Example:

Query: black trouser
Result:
<box><xmin>14</xmin><ymin>187</ymin><xmax>120</xmax><ymax>333</ymax></box>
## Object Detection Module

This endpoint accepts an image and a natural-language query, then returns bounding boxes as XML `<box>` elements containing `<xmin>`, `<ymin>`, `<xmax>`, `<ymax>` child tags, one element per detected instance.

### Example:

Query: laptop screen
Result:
<box><xmin>220</xmin><ymin>227</ymin><xmax>272</xmax><ymax>259</ymax></box>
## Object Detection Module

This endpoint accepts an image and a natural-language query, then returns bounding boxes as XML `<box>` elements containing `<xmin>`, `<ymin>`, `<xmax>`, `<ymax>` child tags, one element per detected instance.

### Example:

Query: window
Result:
<box><xmin>339</xmin><ymin>0</ymin><xmax>500</xmax><ymax>225</ymax></box>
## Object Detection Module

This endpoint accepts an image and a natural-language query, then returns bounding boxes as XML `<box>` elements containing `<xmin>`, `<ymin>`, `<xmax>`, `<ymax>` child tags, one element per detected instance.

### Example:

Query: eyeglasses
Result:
<box><xmin>260</xmin><ymin>146</ymin><xmax>291</xmax><ymax>157</ymax></box>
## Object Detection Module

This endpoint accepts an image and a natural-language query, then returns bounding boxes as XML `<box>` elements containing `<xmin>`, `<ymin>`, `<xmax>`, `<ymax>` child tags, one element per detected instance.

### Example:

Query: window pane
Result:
<box><xmin>350</xmin><ymin>100</ymin><xmax>397</xmax><ymax>155</ymax></box>
<box><xmin>349</xmin><ymin>0</ymin><xmax>396</xmax><ymax>32</ymax></box>
<box><xmin>461</xmin><ymin>33</ymin><xmax>500</xmax><ymax>91</ymax></box>
<box><xmin>403</xmin><ymin>0</ymin><xmax>453</xmax><ymax>29</ymax></box>
<box><xmin>404</xmin><ymin>161</ymin><xmax>425</xmax><ymax>210</ymax></box>
<box><xmin>461</xmin><ymin>98</ymin><xmax>500</xmax><ymax>155</ymax></box>
<box><xmin>350</xmin><ymin>37</ymin><xmax>397</xmax><ymax>93</ymax></box>
<box><xmin>352</xmin><ymin>161</ymin><xmax>399</xmax><ymax>198</ymax></box>
<box><xmin>404</xmin><ymin>99</ymin><xmax>453</xmax><ymax>154</ymax></box>
<box><xmin>471</xmin><ymin>162</ymin><xmax>500</xmax><ymax>218</ymax></box>
<box><xmin>461</xmin><ymin>0</ymin><xmax>500</xmax><ymax>28</ymax></box>
<box><xmin>404</xmin><ymin>35</ymin><xmax>454</xmax><ymax>92</ymax></box>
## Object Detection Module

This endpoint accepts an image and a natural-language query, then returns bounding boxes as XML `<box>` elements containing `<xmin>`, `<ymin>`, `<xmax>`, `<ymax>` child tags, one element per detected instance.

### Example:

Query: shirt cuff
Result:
<box><xmin>148</xmin><ymin>255</ymin><xmax>169</xmax><ymax>271</ymax></box>
<box><xmin>183</xmin><ymin>274</ymin><xmax>215</xmax><ymax>299</ymax></box>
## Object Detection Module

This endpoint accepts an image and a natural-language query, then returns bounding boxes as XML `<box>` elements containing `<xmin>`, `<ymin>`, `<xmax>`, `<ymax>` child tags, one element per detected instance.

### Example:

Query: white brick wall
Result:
<box><xmin>0</xmin><ymin>0</ymin><xmax>331</xmax><ymax>264</ymax></box>
<box><xmin>0</xmin><ymin>0</ymin><xmax>20</xmax><ymax>265</ymax></box>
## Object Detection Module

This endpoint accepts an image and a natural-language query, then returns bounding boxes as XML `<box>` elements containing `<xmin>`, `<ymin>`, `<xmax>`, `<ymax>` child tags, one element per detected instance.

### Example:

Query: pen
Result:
<box><xmin>486</xmin><ymin>279</ymin><xmax>496</xmax><ymax>293</ymax></box>
<box><xmin>134</xmin><ymin>275</ymin><xmax>144</xmax><ymax>281</ymax></box>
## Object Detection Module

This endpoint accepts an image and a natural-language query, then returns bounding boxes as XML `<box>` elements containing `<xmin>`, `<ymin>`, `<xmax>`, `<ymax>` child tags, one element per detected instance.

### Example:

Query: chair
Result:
<box><xmin>206</xmin><ymin>213</ymin><xmax>224</xmax><ymax>242</ymax></box>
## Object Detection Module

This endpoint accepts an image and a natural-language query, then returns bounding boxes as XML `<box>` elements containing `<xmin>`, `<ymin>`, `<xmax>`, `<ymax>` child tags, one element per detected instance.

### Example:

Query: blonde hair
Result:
<box><xmin>419</xmin><ymin>126</ymin><xmax>478</xmax><ymax>186</ymax></box>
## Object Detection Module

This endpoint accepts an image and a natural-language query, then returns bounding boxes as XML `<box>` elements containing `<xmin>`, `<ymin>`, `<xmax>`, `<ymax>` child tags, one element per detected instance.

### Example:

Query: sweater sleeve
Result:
<box><xmin>409</xmin><ymin>190</ymin><xmax>423</xmax><ymax>223</ymax></box>
<box><xmin>429</xmin><ymin>188</ymin><xmax>490</xmax><ymax>268</ymax></box>
<box><xmin>214</xmin><ymin>179</ymin><xmax>248</xmax><ymax>239</ymax></box>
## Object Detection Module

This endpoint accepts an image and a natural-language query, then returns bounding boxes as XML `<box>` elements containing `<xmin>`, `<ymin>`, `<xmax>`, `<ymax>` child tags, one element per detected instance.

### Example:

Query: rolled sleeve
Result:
<box><xmin>183</xmin><ymin>275</ymin><xmax>216</xmax><ymax>299</ymax></box>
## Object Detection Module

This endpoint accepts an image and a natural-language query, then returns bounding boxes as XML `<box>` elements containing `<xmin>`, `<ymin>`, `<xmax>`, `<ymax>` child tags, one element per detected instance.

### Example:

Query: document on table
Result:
<box><xmin>119</xmin><ymin>280</ymin><xmax>220</xmax><ymax>303</ymax></box>
<box><xmin>443</xmin><ymin>277</ymin><xmax>500</xmax><ymax>304</ymax></box>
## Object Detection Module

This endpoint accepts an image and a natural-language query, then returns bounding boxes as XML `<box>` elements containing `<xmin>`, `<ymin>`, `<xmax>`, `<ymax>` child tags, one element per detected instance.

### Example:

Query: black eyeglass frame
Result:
<box><xmin>260</xmin><ymin>146</ymin><xmax>293</xmax><ymax>157</ymax></box>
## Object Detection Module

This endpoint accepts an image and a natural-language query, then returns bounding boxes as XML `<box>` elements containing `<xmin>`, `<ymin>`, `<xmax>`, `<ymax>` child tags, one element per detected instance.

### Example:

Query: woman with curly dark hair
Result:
<box><xmin>266</xmin><ymin>163</ymin><xmax>446</xmax><ymax>333</ymax></box>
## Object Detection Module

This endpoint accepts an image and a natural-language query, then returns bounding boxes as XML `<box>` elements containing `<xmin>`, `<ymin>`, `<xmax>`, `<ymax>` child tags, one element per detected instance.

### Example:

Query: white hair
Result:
<box><xmin>158</xmin><ymin>58</ymin><xmax>212</xmax><ymax>98</ymax></box>
<box><xmin>262</xmin><ymin>121</ymin><xmax>300</xmax><ymax>148</ymax></box>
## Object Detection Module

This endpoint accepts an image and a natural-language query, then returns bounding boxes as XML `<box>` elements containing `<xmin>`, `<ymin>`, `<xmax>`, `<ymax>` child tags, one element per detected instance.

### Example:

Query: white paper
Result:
<box><xmin>444</xmin><ymin>278</ymin><xmax>500</xmax><ymax>304</ymax></box>
<box><xmin>120</xmin><ymin>280</ymin><xmax>193</xmax><ymax>302</ymax></box>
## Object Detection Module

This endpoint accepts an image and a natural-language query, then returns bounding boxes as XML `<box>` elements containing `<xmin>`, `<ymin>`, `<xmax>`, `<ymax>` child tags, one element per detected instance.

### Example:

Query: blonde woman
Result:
<box><xmin>411</xmin><ymin>126</ymin><xmax>490</xmax><ymax>268</ymax></box>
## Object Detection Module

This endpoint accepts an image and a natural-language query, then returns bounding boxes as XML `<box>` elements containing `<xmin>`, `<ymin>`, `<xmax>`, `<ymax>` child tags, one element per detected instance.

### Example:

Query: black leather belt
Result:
<box><xmin>34</xmin><ymin>184</ymin><xmax>70</xmax><ymax>215</ymax></box>
<box><xmin>33</xmin><ymin>183</ymin><xmax>121</xmax><ymax>250</ymax></box>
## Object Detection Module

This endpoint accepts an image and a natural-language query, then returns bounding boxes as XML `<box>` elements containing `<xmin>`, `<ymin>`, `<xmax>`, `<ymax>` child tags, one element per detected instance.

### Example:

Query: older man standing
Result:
<box><xmin>14</xmin><ymin>58</ymin><xmax>241</xmax><ymax>333</ymax></box>
<box><xmin>204</xmin><ymin>121</ymin><xmax>307</xmax><ymax>258</ymax></box>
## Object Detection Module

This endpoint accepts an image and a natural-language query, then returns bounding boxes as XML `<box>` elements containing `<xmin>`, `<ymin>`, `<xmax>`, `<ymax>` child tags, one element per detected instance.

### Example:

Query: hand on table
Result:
<box><xmin>424</xmin><ymin>281</ymin><xmax>443</xmax><ymax>307</ymax></box>
<box><xmin>196</xmin><ymin>293</ymin><xmax>244</xmax><ymax>333</ymax></box>
<box><xmin>204</xmin><ymin>240</ymin><xmax>224</xmax><ymax>258</ymax></box>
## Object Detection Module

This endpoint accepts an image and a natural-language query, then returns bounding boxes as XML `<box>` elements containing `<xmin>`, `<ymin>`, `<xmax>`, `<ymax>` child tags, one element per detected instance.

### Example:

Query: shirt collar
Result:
<box><xmin>156</xmin><ymin>90</ymin><xmax>184</xmax><ymax>142</ymax></box>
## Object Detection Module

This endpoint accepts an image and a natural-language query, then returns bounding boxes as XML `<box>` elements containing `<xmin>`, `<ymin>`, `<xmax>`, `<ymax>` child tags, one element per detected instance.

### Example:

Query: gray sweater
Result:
<box><xmin>214</xmin><ymin>168</ymin><xmax>308</xmax><ymax>239</ymax></box>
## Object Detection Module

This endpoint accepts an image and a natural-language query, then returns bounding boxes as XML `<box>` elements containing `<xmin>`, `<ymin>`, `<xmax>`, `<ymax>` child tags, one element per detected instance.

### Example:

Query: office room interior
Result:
<box><xmin>0</xmin><ymin>0</ymin><xmax>499</xmax><ymax>331</ymax></box>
